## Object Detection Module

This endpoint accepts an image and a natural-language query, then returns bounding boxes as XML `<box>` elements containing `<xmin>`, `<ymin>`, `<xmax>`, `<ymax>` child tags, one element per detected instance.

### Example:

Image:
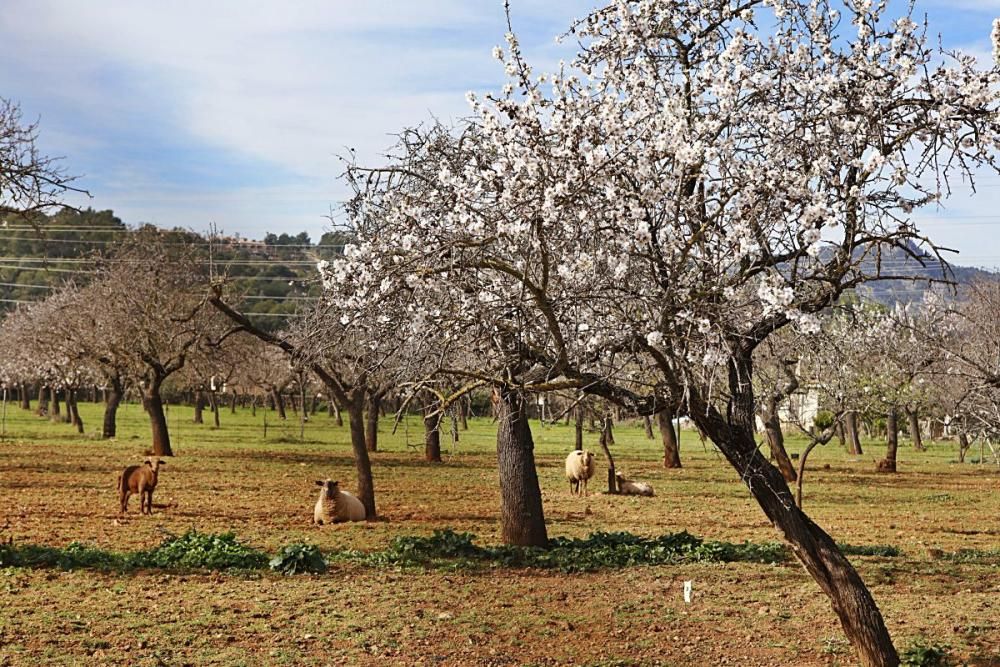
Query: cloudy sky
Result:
<box><xmin>3</xmin><ymin>1</ymin><xmax>1000</xmax><ymax>267</ymax></box>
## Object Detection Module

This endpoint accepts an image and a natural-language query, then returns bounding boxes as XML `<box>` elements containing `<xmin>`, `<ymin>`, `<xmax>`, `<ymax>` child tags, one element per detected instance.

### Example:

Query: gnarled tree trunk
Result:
<box><xmin>958</xmin><ymin>432</ymin><xmax>971</xmax><ymax>463</ymax></box>
<box><xmin>145</xmin><ymin>379</ymin><xmax>173</xmax><ymax>457</ymax></box>
<box><xmin>878</xmin><ymin>409</ymin><xmax>898</xmax><ymax>473</ymax></box>
<box><xmin>763</xmin><ymin>398</ymin><xmax>797</xmax><ymax>482</ymax></box>
<box><xmin>365</xmin><ymin>392</ymin><xmax>380</xmax><ymax>452</ymax></box>
<box><xmin>643</xmin><ymin>415</ymin><xmax>654</xmax><ymax>439</ymax></box>
<box><xmin>692</xmin><ymin>355</ymin><xmax>898</xmax><ymax>667</ymax></box>
<box><xmin>271</xmin><ymin>387</ymin><xmax>286</xmax><ymax>420</ymax></box>
<box><xmin>343</xmin><ymin>388</ymin><xmax>376</xmax><ymax>519</ymax></box>
<box><xmin>845</xmin><ymin>411</ymin><xmax>863</xmax><ymax>456</ymax></box>
<box><xmin>574</xmin><ymin>406</ymin><xmax>584</xmax><ymax>451</ymax></box>
<box><xmin>36</xmin><ymin>385</ymin><xmax>47</xmax><ymax>416</ymax></box>
<box><xmin>906</xmin><ymin>408</ymin><xmax>924</xmax><ymax>451</ymax></box>
<box><xmin>493</xmin><ymin>386</ymin><xmax>547</xmax><ymax>547</ymax></box>
<box><xmin>68</xmin><ymin>389</ymin><xmax>84</xmax><ymax>434</ymax></box>
<box><xmin>658</xmin><ymin>409</ymin><xmax>682</xmax><ymax>468</ymax></box>
<box><xmin>193</xmin><ymin>389</ymin><xmax>205</xmax><ymax>424</ymax></box>
<box><xmin>19</xmin><ymin>383</ymin><xmax>30</xmax><ymax>411</ymax></box>
<box><xmin>760</xmin><ymin>359</ymin><xmax>800</xmax><ymax>482</ymax></box>
<box><xmin>209</xmin><ymin>391</ymin><xmax>220</xmax><ymax>428</ymax></box>
<box><xmin>49</xmin><ymin>387</ymin><xmax>61</xmax><ymax>423</ymax></box>
<box><xmin>424</xmin><ymin>407</ymin><xmax>442</xmax><ymax>463</ymax></box>
<box><xmin>599</xmin><ymin>416</ymin><xmax>617</xmax><ymax>493</ymax></box>
<box><xmin>103</xmin><ymin>377</ymin><xmax>124</xmax><ymax>439</ymax></box>
<box><xmin>328</xmin><ymin>397</ymin><xmax>342</xmax><ymax>426</ymax></box>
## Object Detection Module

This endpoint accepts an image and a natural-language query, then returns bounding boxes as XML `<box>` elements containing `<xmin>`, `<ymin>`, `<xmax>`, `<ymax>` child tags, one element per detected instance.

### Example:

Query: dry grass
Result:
<box><xmin>1</xmin><ymin>400</ymin><xmax>999</xmax><ymax>665</ymax></box>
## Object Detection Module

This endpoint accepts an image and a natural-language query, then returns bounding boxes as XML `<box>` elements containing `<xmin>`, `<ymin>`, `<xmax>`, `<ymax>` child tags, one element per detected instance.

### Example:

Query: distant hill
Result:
<box><xmin>1</xmin><ymin>212</ymin><xmax>994</xmax><ymax>323</ymax></box>
<box><xmin>854</xmin><ymin>242</ymin><xmax>997</xmax><ymax>305</ymax></box>
<box><xmin>0</xmin><ymin>208</ymin><xmax>351</xmax><ymax>332</ymax></box>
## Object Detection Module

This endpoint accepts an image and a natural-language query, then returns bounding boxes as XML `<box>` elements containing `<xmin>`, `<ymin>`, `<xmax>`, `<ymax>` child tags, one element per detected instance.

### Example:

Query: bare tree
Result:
<box><xmin>0</xmin><ymin>97</ymin><xmax>85</xmax><ymax>221</ymax></box>
<box><xmin>88</xmin><ymin>229</ymin><xmax>220</xmax><ymax>455</ymax></box>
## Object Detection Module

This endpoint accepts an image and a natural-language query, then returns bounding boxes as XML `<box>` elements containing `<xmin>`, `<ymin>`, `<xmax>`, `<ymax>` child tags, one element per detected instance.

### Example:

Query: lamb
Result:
<box><xmin>615</xmin><ymin>472</ymin><xmax>655</xmax><ymax>497</ymax></box>
<box><xmin>118</xmin><ymin>458</ymin><xmax>165</xmax><ymax>514</ymax></box>
<box><xmin>565</xmin><ymin>450</ymin><xmax>596</xmax><ymax>496</ymax></box>
<box><xmin>313</xmin><ymin>479</ymin><xmax>366</xmax><ymax>524</ymax></box>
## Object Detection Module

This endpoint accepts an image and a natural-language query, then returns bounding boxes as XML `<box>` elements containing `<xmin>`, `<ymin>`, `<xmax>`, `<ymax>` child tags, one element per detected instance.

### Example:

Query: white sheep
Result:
<box><xmin>615</xmin><ymin>472</ymin><xmax>655</xmax><ymax>497</ymax></box>
<box><xmin>313</xmin><ymin>479</ymin><xmax>366</xmax><ymax>524</ymax></box>
<box><xmin>565</xmin><ymin>450</ymin><xmax>596</xmax><ymax>496</ymax></box>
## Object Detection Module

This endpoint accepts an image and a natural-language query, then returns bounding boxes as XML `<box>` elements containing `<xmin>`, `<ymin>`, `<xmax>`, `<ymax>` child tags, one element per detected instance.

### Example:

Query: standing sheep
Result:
<box><xmin>313</xmin><ymin>479</ymin><xmax>366</xmax><ymax>524</ymax></box>
<box><xmin>565</xmin><ymin>450</ymin><xmax>596</xmax><ymax>496</ymax></box>
<box><xmin>614</xmin><ymin>472</ymin><xmax>655</xmax><ymax>497</ymax></box>
<box><xmin>117</xmin><ymin>458</ymin><xmax>165</xmax><ymax>515</ymax></box>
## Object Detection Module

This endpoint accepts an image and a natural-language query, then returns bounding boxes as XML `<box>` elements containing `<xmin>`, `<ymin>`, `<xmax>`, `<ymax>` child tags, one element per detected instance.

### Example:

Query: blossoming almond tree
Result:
<box><xmin>334</xmin><ymin>2</ymin><xmax>1000</xmax><ymax>664</ymax></box>
<box><xmin>904</xmin><ymin>281</ymin><xmax>1000</xmax><ymax>451</ymax></box>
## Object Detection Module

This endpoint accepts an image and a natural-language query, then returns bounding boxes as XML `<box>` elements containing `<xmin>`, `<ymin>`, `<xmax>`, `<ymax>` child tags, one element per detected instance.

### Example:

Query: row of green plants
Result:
<box><xmin>0</xmin><ymin>528</ymin><xmax>910</xmax><ymax>576</ymax></box>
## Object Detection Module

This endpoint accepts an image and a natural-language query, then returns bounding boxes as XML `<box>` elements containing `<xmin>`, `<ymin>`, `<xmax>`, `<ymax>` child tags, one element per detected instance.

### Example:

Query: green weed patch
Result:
<box><xmin>838</xmin><ymin>543</ymin><xmax>902</xmax><ymax>558</ymax></box>
<box><xmin>336</xmin><ymin>529</ymin><xmax>789</xmax><ymax>572</ymax></box>
<box><xmin>0</xmin><ymin>529</ymin><xmax>912</xmax><ymax>575</ymax></box>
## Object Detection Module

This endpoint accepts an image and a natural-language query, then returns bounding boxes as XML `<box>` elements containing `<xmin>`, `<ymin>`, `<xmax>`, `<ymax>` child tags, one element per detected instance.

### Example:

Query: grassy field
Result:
<box><xmin>1</xmin><ymin>399</ymin><xmax>999</xmax><ymax>666</ymax></box>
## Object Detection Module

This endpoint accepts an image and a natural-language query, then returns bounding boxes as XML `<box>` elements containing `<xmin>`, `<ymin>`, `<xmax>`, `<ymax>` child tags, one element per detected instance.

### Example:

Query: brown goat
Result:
<box><xmin>118</xmin><ymin>458</ymin><xmax>165</xmax><ymax>514</ymax></box>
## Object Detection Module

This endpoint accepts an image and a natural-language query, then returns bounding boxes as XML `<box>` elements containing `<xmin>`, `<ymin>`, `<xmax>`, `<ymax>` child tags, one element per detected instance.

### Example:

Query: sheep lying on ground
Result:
<box><xmin>565</xmin><ymin>450</ymin><xmax>596</xmax><ymax>496</ymax></box>
<box><xmin>118</xmin><ymin>458</ymin><xmax>165</xmax><ymax>514</ymax></box>
<box><xmin>313</xmin><ymin>479</ymin><xmax>366</xmax><ymax>524</ymax></box>
<box><xmin>615</xmin><ymin>472</ymin><xmax>654</xmax><ymax>497</ymax></box>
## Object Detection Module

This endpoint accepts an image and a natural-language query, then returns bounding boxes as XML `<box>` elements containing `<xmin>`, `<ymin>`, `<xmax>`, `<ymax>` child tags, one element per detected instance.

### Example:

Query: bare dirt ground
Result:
<box><xmin>1</xmin><ymin>403</ymin><xmax>999</xmax><ymax>665</ymax></box>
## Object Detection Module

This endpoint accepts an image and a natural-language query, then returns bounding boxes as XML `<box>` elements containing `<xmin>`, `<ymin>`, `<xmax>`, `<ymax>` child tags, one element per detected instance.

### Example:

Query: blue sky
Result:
<box><xmin>2</xmin><ymin>1</ymin><xmax>1000</xmax><ymax>268</ymax></box>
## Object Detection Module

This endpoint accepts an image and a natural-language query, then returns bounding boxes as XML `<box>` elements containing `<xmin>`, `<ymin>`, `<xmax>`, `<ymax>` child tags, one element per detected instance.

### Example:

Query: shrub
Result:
<box><xmin>269</xmin><ymin>543</ymin><xmax>328</xmax><ymax>575</ymax></box>
<box><xmin>838</xmin><ymin>543</ymin><xmax>901</xmax><ymax>558</ymax></box>
<box><xmin>814</xmin><ymin>410</ymin><xmax>836</xmax><ymax>431</ymax></box>
<box><xmin>900</xmin><ymin>639</ymin><xmax>952</xmax><ymax>667</ymax></box>
<box><xmin>133</xmin><ymin>530</ymin><xmax>269</xmax><ymax>571</ymax></box>
<box><xmin>338</xmin><ymin>529</ymin><xmax>788</xmax><ymax>572</ymax></box>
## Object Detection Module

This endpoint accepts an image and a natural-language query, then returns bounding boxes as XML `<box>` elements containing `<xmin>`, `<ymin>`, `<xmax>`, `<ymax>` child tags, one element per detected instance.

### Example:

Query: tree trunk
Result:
<box><xmin>271</xmin><ymin>388</ymin><xmax>286</xmax><ymax>420</ymax></box>
<box><xmin>691</xmin><ymin>357</ymin><xmax>898</xmax><ymax>667</ymax></box>
<box><xmin>193</xmin><ymin>389</ymin><xmax>205</xmax><ymax>424</ymax></box>
<box><xmin>19</xmin><ymin>383</ymin><xmax>30</xmax><ymax>411</ymax></box>
<box><xmin>145</xmin><ymin>381</ymin><xmax>173</xmax><ymax>457</ymax></box>
<box><xmin>845</xmin><ymin>411</ymin><xmax>863</xmax><ymax>456</ymax></box>
<box><xmin>344</xmin><ymin>390</ymin><xmax>376</xmax><ymax>519</ymax></box>
<box><xmin>493</xmin><ymin>386</ymin><xmax>548</xmax><ymax>547</ymax></box>
<box><xmin>36</xmin><ymin>385</ymin><xmax>47</xmax><ymax>416</ymax></box>
<box><xmin>906</xmin><ymin>408</ymin><xmax>924</xmax><ymax>451</ymax></box>
<box><xmin>600</xmin><ymin>417</ymin><xmax>617</xmax><ymax>493</ymax></box>
<box><xmin>209</xmin><ymin>391</ymin><xmax>220</xmax><ymax>429</ymax></box>
<box><xmin>836</xmin><ymin>421</ymin><xmax>845</xmax><ymax>449</ymax></box>
<box><xmin>68</xmin><ymin>390</ymin><xmax>84</xmax><ymax>434</ymax></box>
<box><xmin>365</xmin><ymin>393</ymin><xmax>380</xmax><ymax>452</ymax></box>
<box><xmin>763</xmin><ymin>396</ymin><xmax>797</xmax><ymax>482</ymax></box>
<box><xmin>50</xmin><ymin>387</ymin><xmax>61</xmax><ymax>423</ymax></box>
<box><xmin>103</xmin><ymin>378</ymin><xmax>123</xmax><ymax>439</ymax></box>
<box><xmin>230</xmin><ymin>392</ymin><xmax>237</xmax><ymax>414</ymax></box>
<box><xmin>574</xmin><ymin>406</ymin><xmax>584</xmax><ymax>451</ymax></box>
<box><xmin>643</xmin><ymin>415</ymin><xmax>654</xmax><ymax>439</ymax></box>
<box><xmin>459</xmin><ymin>397</ymin><xmax>469</xmax><ymax>430</ymax></box>
<box><xmin>327</xmin><ymin>397</ymin><xmax>342</xmax><ymax>425</ymax></box>
<box><xmin>878</xmin><ymin>409</ymin><xmax>898</xmax><ymax>473</ymax></box>
<box><xmin>310</xmin><ymin>393</ymin><xmax>318</xmax><ymax>416</ymax></box>
<box><xmin>958</xmin><ymin>432</ymin><xmax>970</xmax><ymax>463</ymax></box>
<box><xmin>424</xmin><ymin>409</ymin><xmax>442</xmax><ymax>463</ymax></box>
<box><xmin>658</xmin><ymin>409</ymin><xmax>682</xmax><ymax>468</ymax></box>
